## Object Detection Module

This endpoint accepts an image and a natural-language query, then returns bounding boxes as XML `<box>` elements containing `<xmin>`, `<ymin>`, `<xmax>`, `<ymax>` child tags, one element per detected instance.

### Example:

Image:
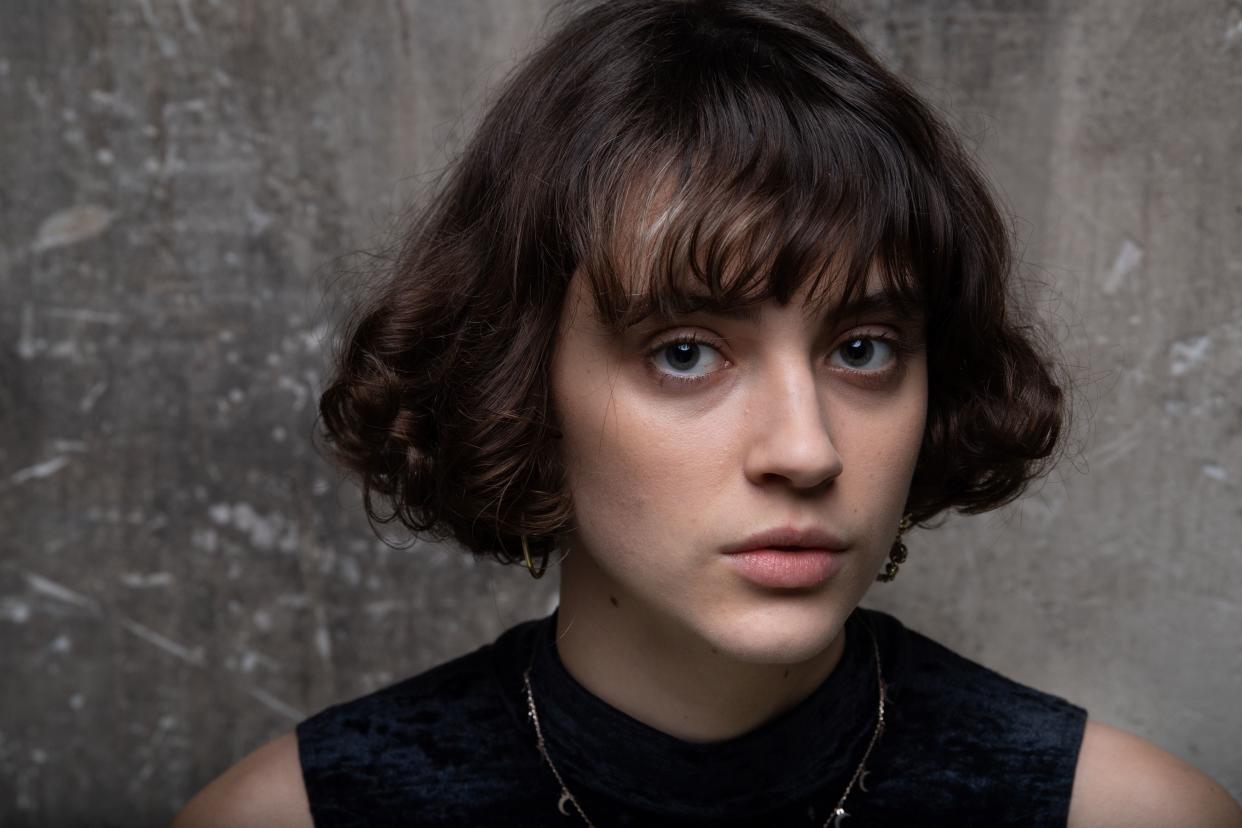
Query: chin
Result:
<box><xmin>696</xmin><ymin>599</ymin><xmax>853</xmax><ymax>666</ymax></box>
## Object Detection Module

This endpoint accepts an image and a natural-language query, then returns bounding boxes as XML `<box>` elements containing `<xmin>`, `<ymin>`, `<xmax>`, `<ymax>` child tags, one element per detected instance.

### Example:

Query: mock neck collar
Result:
<box><xmin>518</xmin><ymin>608</ymin><xmax>883</xmax><ymax>820</ymax></box>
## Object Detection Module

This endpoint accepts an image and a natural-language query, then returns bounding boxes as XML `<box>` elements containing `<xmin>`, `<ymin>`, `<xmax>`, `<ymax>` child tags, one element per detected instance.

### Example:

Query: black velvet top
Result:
<box><xmin>297</xmin><ymin>608</ymin><xmax>1087</xmax><ymax>827</ymax></box>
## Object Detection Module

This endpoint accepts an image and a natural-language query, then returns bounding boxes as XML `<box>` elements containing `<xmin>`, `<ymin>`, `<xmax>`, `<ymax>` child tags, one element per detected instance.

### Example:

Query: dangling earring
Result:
<box><xmin>876</xmin><ymin>515</ymin><xmax>912</xmax><ymax>583</ymax></box>
<box><xmin>521</xmin><ymin>535</ymin><xmax>548</xmax><ymax>579</ymax></box>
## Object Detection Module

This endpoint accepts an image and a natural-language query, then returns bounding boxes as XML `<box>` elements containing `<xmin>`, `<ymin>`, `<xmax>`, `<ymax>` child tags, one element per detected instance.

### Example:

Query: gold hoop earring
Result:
<box><xmin>521</xmin><ymin>535</ymin><xmax>548</xmax><ymax>579</ymax></box>
<box><xmin>876</xmin><ymin>515</ymin><xmax>912</xmax><ymax>583</ymax></box>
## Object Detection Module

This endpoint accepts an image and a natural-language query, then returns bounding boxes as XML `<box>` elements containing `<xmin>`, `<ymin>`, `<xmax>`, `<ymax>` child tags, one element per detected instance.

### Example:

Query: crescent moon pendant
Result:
<box><xmin>557</xmin><ymin>791</ymin><xmax>572</xmax><ymax>816</ymax></box>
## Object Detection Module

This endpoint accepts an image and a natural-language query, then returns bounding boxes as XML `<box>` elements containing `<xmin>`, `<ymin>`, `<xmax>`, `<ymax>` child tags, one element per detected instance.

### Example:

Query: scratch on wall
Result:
<box><xmin>10</xmin><ymin>457</ymin><xmax>71</xmax><ymax>486</ymax></box>
<box><xmin>120</xmin><ymin>619</ymin><xmax>206</xmax><ymax>667</ymax></box>
<box><xmin>24</xmin><ymin>572</ymin><xmax>98</xmax><ymax>611</ymax></box>
<box><xmin>1202</xmin><ymin>464</ymin><xmax>1229</xmax><ymax>482</ymax></box>
<box><xmin>245</xmin><ymin>686</ymin><xmax>305</xmax><ymax>721</ymax></box>
<box><xmin>118</xmin><ymin>572</ymin><xmax>175</xmax><ymax>589</ymax></box>
<box><xmin>31</xmin><ymin>205</ymin><xmax>114</xmax><ymax>252</ymax></box>
<box><xmin>1169</xmin><ymin>335</ymin><xmax>1211</xmax><ymax>376</ymax></box>
<box><xmin>1101</xmin><ymin>239</ymin><xmax>1143</xmax><ymax>294</ymax></box>
<box><xmin>79</xmin><ymin>382</ymin><xmax>108</xmax><ymax>413</ymax></box>
<box><xmin>44</xmin><ymin>307</ymin><xmax>123</xmax><ymax>325</ymax></box>
<box><xmin>1090</xmin><ymin>420</ymin><xmax>1148</xmax><ymax>470</ymax></box>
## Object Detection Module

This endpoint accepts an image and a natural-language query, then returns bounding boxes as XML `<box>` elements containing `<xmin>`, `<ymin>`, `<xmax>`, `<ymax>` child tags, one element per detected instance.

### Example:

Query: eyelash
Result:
<box><xmin>645</xmin><ymin>330</ymin><xmax>914</xmax><ymax>389</ymax></box>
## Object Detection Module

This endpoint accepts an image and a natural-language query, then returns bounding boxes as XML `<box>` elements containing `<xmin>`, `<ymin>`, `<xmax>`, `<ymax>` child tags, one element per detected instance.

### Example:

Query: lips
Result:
<box><xmin>722</xmin><ymin>526</ymin><xmax>849</xmax><ymax>556</ymax></box>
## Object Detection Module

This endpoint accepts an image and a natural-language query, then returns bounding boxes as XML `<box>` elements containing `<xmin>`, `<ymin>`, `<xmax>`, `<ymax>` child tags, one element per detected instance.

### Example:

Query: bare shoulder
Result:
<box><xmin>1068</xmin><ymin>720</ymin><xmax>1242</xmax><ymax>828</ymax></box>
<box><xmin>171</xmin><ymin>731</ymin><xmax>313</xmax><ymax>828</ymax></box>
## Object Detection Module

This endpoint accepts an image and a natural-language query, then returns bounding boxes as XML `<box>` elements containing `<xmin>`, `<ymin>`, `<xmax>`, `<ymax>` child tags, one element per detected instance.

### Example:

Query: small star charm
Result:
<box><xmin>832</xmin><ymin>807</ymin><xmax>849</xmax><ymax>827</ymax></box>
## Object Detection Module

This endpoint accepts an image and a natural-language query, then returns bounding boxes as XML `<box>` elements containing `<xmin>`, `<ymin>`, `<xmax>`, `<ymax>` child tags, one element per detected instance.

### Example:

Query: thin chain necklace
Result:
<box><xmin>522</xmin><ymin>618</ymin><xmax>887</xmax><ymax>828</ymax></box>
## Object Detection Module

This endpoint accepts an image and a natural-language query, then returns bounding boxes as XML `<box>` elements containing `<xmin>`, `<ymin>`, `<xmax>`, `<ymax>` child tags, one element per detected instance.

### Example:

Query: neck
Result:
<box><xmin>553</xmin><ymin>549</ymin><xmax>848</xmax><ymax>743</ymax></box>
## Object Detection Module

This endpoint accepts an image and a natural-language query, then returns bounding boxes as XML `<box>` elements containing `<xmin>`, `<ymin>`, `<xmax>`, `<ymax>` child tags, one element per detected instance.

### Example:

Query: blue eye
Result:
<box><xmin>650</xmin><ymin>337</ymin><xmax>726</xmax><ymax>380</ymax></box>
<box><xmin>832</xmin><ymin>337</ymin><xmax>896</xmax><ymax>372</ymax></box>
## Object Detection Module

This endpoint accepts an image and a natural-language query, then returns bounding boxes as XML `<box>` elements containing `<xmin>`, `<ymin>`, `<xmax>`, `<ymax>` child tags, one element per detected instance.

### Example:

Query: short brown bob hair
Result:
<box><xmin>318</xmin><ymin>0</ymin><xmax>1067</xmax><ymax>569</ymax></box>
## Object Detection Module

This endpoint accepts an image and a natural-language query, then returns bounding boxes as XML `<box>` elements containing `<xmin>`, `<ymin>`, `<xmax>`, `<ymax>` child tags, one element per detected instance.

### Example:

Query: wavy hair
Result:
<box><xmin>317</xmin><ymin>0</ymin><xmax>1067</xmax><ymax>567</ymax></box>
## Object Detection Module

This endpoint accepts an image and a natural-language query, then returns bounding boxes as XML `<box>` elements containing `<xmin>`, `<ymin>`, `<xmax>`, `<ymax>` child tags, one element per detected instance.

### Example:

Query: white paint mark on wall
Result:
<box><xmin>363</xmin><ymin>600</ymin><xmax>405</xmax><ymax>617</ymax></box>
<box><xmin>135</xmin><ymin>0</ymin><xmax>178</xmax><ymax>57</ymax></box>
<box><xmin>338</xmin><ymin>556</ymin><xmax>361</xmax><ymax>586</ymax></box>
<box><xmin>17</xmin><ymin>303</ymin><xmax>40</xmax><ymax>359</ymax></box>
<box><xmin>245</xmin><ymin>200</ymin><xmax>273</xmax><ymax>236</ymax></box>
<box><xmin>1</xmin><ymin>599</ymin><xmax>31</xmax><ymax>623</ymax></box>
<box><xmin>49</xmin><ymin>634</ymin><xmax>72</xmax><ymax>654</ymax></box>
<box><xmin>25</xmin><ymin>573</ymin><xmax>98</xmax><ymax>611</ymax></box>
<box><xmin>88</xmin><ymin>89</ymin><xmax>137</xmax><ymax>118</ymax></box>
<box><xmin>315</xmin><ymin>624</ymin><xmax>333</xmax><ymax>662</ymax></box>
<box><xmin>1226</xmin><ymin>19</ymin><xmax>1242</xmax><ymax>42</ymax></box>
<box><xmin>246</xmin><ymin>686</ymin><xmax>304</xmax><ymax>721</ymax></box>
<box><xmin>237</xmin><ymin>648</ymin><xmax>278</xmax><ymax>674</ymax></box>
<box><xmin>68</xmin><ymin>693</ymin><xmax>85</xmax><ymax>710</ymax></box>
<box><xmin>175</xmin><ymin>0</ymin><xmax>203</xmax><ymax>35</ymax></box>
<box><xmin>277</xmin><ymin>376</ymin><xmax>309</xmax><ymax>411</ymax></box>
<box><xmin>1169</xmin><ymin>335</ymin><xmax>1211</xmax><ymax>376</ymax></box>
<box><xmin>32</xmin><ymin>205</ymin><xmax>114</xmax><ymax>252</ymax></box>
<box><xmin>26</xmin><ymin>76</ymin><xmax>47</xmax><ymax>110</ymax></box>
<box><xmin>162</xmin><ymin>98</ymin><xmax>208</xmax><ymax>119</ymax></box>
<box><xmin>208</xmin><ymin>502</ymin><xmax>297</xmax><ymax>551</ymax></box>
<box><xmin>191</xmin><ymin>528</ymin><xmax>219</xmax><ymax>552</ymax></box>
<box><xmin>48</xmin><ymin>439</ymin><xmax>87</xmax><ymax>454</ymax></box>
<box><xmin>1202</xmin><ymin>464</ymin><xmax>1228</xmax><ymax>481</ymax></box>
<box><xmin>120</xmin><ymin>619</ymin><xmax>205</xmax><ymax>666</ymax></box>
<box><xmin>10</xmin><ymin>457</ymin><xmax>70</xmax><ymax>485</ymax></box>
<box><xmin>211</xmin><ymin>506</ymin><xmax>274</xmax><ymax>551</ymax></box>
<box><xmin>300</xmin><ymin>323</ymin><xmax>331</xmax><ymax>352</ymax></box>
<box><xmin>44</xmin><ymin>307</ymin><xmax>123</xmax><ymax>325</ymax></box>
<box><xmin>1102</xmin><ymin>239</ymin><xmax>1143</xmax><ymax>294</ymax></box>
<box><xmin>119</xmin><ymin>572</ymin><xmax>175</xmax><ymax>589</ymax></box>
<box><xmin>80</xmin><ymin>381</ymin><xmax>108</xmax><ymax>413</ymax></box>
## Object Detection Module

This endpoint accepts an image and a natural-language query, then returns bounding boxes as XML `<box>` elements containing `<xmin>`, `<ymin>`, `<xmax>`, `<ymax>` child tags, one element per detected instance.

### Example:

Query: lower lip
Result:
<box><xmin>725</xmin><ymin>549</ymin><xmax>844</xmax><ymax>589</ymax></box>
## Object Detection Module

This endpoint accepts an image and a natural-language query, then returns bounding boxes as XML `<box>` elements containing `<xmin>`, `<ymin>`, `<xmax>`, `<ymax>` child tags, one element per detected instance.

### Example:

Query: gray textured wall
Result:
<box><xmin>1</xmin><ymin>2</ymin><xmax>1238</xmax><ymax>824</ymax></box>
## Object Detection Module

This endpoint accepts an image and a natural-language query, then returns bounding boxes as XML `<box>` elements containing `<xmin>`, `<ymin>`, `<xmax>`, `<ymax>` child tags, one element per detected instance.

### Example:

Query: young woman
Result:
<box><xmin>174</xmin><ymin>1</ymin><xmax>1242</xmax><ymax>825</ymax></box>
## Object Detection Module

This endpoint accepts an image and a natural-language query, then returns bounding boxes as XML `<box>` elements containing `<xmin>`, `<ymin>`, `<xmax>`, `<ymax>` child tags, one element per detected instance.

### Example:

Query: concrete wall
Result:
<box><xmin>1</xmin><ymin>2</ymin><xmax>1238</xmax><ymax>823</ymax></box>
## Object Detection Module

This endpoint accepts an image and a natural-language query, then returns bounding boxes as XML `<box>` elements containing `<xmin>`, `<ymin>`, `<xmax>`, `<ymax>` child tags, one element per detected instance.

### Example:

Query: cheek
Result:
<box><xmin>559</xmin><ymin>396</ymin><xmax>703</xmax><ymax>517</ymax></box>
<box><xmin>840</xmin><ymin>365</ymin><xmax>928</xmax><ymax>492</ymax></box>
<box><xmin>552</xmin><ymin>359</ymin><xmax>648</xmax><ymax>531</ymax></box>
<box><xmin>553</xmin><ymin>378</ymin><xmax>727</xmax><ymax>558</ymax></box>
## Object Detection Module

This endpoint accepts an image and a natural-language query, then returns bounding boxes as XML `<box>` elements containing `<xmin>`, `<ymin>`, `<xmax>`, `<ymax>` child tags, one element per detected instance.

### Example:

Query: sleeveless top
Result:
<box><xmin>297</xmin><ymin>608</ymin><xmax>1087</xmax><ymax>827</ymax></box>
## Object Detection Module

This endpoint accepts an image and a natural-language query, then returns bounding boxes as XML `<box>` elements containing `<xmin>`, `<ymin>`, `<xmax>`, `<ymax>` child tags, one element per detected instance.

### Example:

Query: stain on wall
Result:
<box><xmin>1</xmin><ymin>1</ymin><xmax>1238</xmax><ymax>823</ymax></box>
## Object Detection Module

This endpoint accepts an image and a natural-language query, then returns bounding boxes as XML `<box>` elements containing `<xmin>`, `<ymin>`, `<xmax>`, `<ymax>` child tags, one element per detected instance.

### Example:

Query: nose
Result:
<box><xmin>743</xmin><ymin>359</ymin><xmax>844</xmax><ymax>491</ymax></box>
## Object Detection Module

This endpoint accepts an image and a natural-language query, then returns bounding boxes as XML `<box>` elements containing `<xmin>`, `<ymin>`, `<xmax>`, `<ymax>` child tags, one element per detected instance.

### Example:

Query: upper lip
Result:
<box><xmin>723</xmin><ymin>526</ymin><xmax>849</xmax><ymax>554</ymax></box>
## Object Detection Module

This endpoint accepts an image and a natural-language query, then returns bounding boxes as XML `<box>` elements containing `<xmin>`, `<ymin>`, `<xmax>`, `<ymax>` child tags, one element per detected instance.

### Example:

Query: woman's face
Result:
<box><xmin>549</xmin><ymin>269</ymin><xmax>928</xmax><ymax>665</ymax></box>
